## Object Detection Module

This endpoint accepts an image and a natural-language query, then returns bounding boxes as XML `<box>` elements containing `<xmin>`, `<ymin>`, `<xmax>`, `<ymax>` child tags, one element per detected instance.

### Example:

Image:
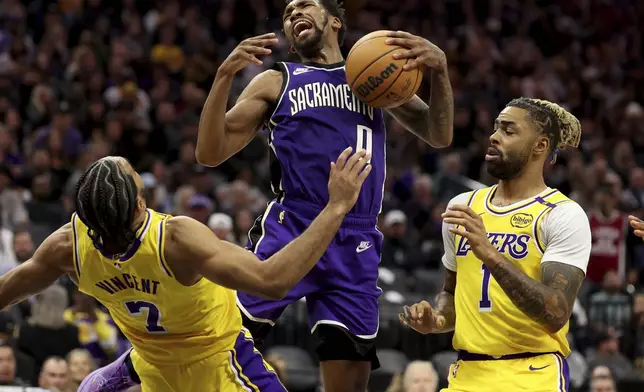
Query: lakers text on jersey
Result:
<box><xmin>452</xmin><ymin>186</ymin><xmax>573</xmax><ymax>357</ymax></box>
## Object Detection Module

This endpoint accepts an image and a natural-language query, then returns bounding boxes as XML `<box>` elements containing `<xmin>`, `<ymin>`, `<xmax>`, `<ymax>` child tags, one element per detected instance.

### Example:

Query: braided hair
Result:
<box><xmin>75</xmin><ymin>158</ymin><xmax>139</xmax><ymax>255</ymax></box>
<box><xmin>506</xmin><ymin>98</ymin><xmax>582</xmax><ymax>161</ymax></box>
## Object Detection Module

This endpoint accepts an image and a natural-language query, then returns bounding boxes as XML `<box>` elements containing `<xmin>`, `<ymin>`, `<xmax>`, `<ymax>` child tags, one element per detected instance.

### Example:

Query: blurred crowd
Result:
<box><xmin>0</xmin><ymin>0</ymin><xmax>641</xmax><ymax>391</ymax></box>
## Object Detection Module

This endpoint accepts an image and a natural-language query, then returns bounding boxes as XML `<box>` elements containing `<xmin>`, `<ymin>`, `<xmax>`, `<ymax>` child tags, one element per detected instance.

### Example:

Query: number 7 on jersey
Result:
<box><xmin>125</xmin><ymin>300</ymin><xmax>166</xmax><ymax>333</ymax></box>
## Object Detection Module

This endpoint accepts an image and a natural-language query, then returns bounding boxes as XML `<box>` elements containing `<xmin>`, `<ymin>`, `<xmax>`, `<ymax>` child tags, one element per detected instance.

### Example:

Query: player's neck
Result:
<box><xmin>300</xmin><ymin>46</ymin><xmax>344</xmax><ymax>65</ymax></box>
<box><xmin>495</xmin><ymin>169</ymin><xmax>547</xmax><ymax>204</ymax></box>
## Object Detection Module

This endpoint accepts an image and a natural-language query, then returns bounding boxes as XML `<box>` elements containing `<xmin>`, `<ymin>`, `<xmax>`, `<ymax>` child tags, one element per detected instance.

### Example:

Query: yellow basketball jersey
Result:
<box><xmin>71</xmin><ymin>209</ymin><xmax>242</xmax><ymax>366</ymax></box>
<box><xmin>452</xmin><ymin>186</ymin><xmax>572</xmax><ymax>357</ymax></box>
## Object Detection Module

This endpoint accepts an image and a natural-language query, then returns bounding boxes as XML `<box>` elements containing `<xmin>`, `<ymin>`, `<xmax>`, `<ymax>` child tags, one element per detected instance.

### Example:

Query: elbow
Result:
<box><xmin>427</xmin><ymin>125</ymin><xmax>453</xmax><ymax>148</ymax></box>
<box><xmin>195</xmin><ymin>153</ymin><xmax>220</xmax><ymax>168</ymax></box>
<box><xmin>544</xmin><ymin>318</ymin><xmax>568</xmax><ymax>334</ymax></box>
<box><xmin>258</xmin><ymin>283</ymin><xmax>288</xmax><ymax>301</ymax></box>
<box><xmin>195</xmin><ymin>145</ymin><xmax>223</xmax><ymax>167</ymax></box>
<box><xmin>429</xmin><ymin>136</ymin><xmax>452</xmax><ymax>149</ymax></box>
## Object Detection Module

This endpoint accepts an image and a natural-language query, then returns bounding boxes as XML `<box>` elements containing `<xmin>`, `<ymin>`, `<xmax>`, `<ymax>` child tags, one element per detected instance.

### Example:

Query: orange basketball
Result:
<box><xmin>346</xmin><ymin>30</ymin><xmax>423</xmax><ymax>109</ymax></box>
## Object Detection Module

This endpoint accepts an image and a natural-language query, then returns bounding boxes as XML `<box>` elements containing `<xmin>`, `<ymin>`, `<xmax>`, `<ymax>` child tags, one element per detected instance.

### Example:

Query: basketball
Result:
<box><xmin>346</xmin><ymin>30</ymin><xmax>423</xmax><ymax>109</ymax></box>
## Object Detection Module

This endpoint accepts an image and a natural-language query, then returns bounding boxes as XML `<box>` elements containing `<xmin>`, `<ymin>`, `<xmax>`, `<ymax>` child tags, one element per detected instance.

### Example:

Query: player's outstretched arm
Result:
<box><xmin>168</xmin><ymin>148</ymin><xmax>372</xmax><ymax>299</ymax></box>
<box><xmin>0</xmin><ymin>224</ymin><xmax>73</xmax><ymax>310</ymax></box>
<box><xmin>383</xmin><ymin>31</ymin><xmax>454</xmax><ymax>148</ymax></box>
<box><xmin>196</xmin><ymin>33</ymin><xmax>281</xmax><ymax>167</ymax></box>
<box><xmin>444</xmin><ymin>204</ymin><xmax>590</xmax><ymax>333</ymax></box>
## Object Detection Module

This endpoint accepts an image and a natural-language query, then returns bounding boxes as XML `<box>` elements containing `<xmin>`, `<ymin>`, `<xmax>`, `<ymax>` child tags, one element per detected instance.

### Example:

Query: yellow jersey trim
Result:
<box><xmin>156</xmin><ymin>216</ymin><xmax>173</xmax><ymax>278</ymax></box>
<box><xmin>533</xmin><ymin>198</ymin><xmax>574</xmax><ymax>254</ymax></box>
<box><xmin>484</xmin><ymin>186</ymin><xmax>560</xmax><ymax>216</ymax></box>
<box><xmin>71</xmin><ymin>213</ymin><xmax>82</xmax><ymax>279</ymax></box>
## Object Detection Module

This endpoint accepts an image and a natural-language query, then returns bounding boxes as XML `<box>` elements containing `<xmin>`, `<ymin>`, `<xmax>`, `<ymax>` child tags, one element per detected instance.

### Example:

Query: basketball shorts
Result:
<box><xmin>237</xmin><ymin>199</ymin><xmax>382</xmax><ymax>364</ymax></box>
<box><xmin>130</xmin><ymin>329</ymin><xmax>286</xmax><ymax>392</ymax></box>
<box><xmin>443</xmin><ymin>352</ymin><xmax>570</xmax><ymax>392</ymax></box>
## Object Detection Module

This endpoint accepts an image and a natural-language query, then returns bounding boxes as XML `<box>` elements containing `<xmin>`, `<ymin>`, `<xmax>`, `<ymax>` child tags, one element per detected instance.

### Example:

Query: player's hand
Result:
<box><xmin>327</xmin><ymin>147</ymin><xmax>372</xmax><ymax>214</ymax></box>
<box><xmin>398</xmin><ymin>301</ymin><xmax>445</xmax><ymax>334</ymax></box>
<box><xmin>442</xmin><ymin>205</ymin><xmax>497</xmax><ymax>262</ymax></box>
<box><xmin>629</xmin><ymin>215</ymin><xmax>644</xmax><ymax>238</ymax></box>
<box><xmin>218</xmin><ymin>33</ymin><xmax>279</xmax><ymax>76</ymax></box>
<box><xmin>385</xmin><ymin>31</ymin><xmax>447</xmax><ymax>72</ymax></box>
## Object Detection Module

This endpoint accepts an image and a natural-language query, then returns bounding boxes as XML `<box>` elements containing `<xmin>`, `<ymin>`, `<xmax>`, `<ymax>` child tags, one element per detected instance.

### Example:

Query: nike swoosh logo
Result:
<box><xmin>293</xmin><ymin>69</ymin><xmax>311</xmax><ymax>75</ymax></box>
<box><xmin>529</xmin><ymin>365</ymin><xmax>550</xmax><ymax>371</ymax></box>
<box><xmin>356</xmin><ymin>245</ymin><xmax>372</xmax><ymax>253</ymax></box>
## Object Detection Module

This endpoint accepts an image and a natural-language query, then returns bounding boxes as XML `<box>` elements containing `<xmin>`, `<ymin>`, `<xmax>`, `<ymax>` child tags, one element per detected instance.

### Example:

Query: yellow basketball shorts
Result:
<box><xmin>130</xmin><ymin>330</ymin><xmax>287</xmax><ymax>392</ymax></box>
<box><xmin>442</xmin><ymin>352</ymin><xmax>570</xmax><ymax>392</ymax></box>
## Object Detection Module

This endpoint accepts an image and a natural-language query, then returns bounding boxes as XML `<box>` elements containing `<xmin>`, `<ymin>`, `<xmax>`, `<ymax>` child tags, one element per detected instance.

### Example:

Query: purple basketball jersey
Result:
<box><xmin>267</xmin><ymin>61</ymin><xmax>386</xmax><ymax>217</ymax></box>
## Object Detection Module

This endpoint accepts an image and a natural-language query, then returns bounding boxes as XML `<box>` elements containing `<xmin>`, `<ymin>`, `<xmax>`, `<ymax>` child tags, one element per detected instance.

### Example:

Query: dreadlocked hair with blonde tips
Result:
<box><xmin>506</xmin><ymin>98</ymin><xmax>582</xmax><ymax>157</ymax></box>
<box><xmin>75</xmin><ymin>158</ymin><xmax>139</xmax><ymax>255</ymax></box>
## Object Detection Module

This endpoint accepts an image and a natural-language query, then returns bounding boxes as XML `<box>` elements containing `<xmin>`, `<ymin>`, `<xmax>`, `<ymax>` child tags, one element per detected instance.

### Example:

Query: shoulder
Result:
<box><xmin>252</xmin><ymin>69</ymin><xmax>283</xmax><ymax>88</ymax></box>
<box><xmin>39</xmin><ymin>223</ymin><xmax>75</xmax><ymax>264</ymax></box>
<box><xmin>242</xmin><ymin>69</ymin><xmax>283</xmax><ymax>101</ymax></box>
<box><xmin>164</xmin><ymin>216</ymin><xmax>214</xmax><ymax>253</ymax></box>
<box><xmin>447</xmin><ymin>190</ymin><xmax>479</xmax><ymax>207</ymax></box>
<box><xmin>541</xmin><ymin>201</ymin><xmax>589</xmax><ymax>232</ymax></box>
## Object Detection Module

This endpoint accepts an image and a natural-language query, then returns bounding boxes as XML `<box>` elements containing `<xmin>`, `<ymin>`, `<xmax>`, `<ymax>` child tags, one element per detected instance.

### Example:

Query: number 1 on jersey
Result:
<box><xmin>356</xmin><ymin>125</ymin><xmax>373</xmax><ymax>163</ymax></box>
<box><xmin>479</xmin><ymin>264</ymin><xmax>492</xmax><ymax>312</ymax></box>
<box><xmin>125</xmin><ymin>300</ymin><xmax>166</xmax><ymax>333</ymax></box>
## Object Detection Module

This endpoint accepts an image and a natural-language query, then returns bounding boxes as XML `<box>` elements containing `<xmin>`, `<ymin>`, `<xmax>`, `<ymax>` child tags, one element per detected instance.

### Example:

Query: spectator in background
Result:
<box><xmin>207</xmin><ymin>212</ymin><xmax>234</xmax><ymax>242</ymax></box>
<box><xmin>590</xmin><ymin>365</ymin><xmax>617</xmax><ymax>392</ymax></box>
<box><xmin>66</xmin><ymin>348</ymin><xmax>96</xmax><ymax>392</ymax></box>
<box><xmin>64</xmin><ymin>290</ymin><xmax>118</xmax><ymax>367</ymax></box>
<box><xmin>381</xmin><ymin>210</ymin><xmax>417</xmax><ymax>272</ymax></box>
<box><xmin>12</xmin><ymin>230</ymin><xmax>34</xmax><ymax>264</ymax></box>
<box><xmin>589</xmin><ymin>270</ymin><xmax>632</xmax><ymax>334</ymax></box>
<box><xmin>587</xmin><ymin>328</ymin><xmax>635</xmax><ymax>382</ymax></box>
<box><xmin>587</xmin><ymin>186</ymin><xmax>628</xmax><ymax>284</ymax></box>
<box><xmin>186</xmin><ymin>193</ymin><xmax>213</xmax><ymax>224</ymax></box>
<box><xmin>625</xmin><ymin>292</ymin><xmax>644</xmax><ymax>376</ymax></box>
<box><xmin>0</xmin><ymin>343</ymin><xmax>28</xmax><ymax>387</ymax></box>
<box><xmin>0</xmin><ymin>312</ymin><xmax>35</xmax><ymax>385</ymax></box>
<box><xmin>0</xmin><ymin>165</ymin><xmax>28</xmax><ymax>231</ymax></box>
<box><xmin>17</xmin><ymin>284</ymin><xmax>80</xmax><ymax>382</ymax></box>
<box><xmin>38</xmin><ymin>356</ymin><xmax>71</xmax><ymax>392</ymax></box>
<box><xmin>402</xmin><ymin>361</ymin><xmax>439</xmax><ymax>392</ymax></box>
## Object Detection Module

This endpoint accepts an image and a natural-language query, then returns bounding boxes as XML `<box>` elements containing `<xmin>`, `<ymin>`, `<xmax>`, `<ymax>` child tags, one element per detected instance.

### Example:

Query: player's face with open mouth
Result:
<box><xmin>283</xmin><ymin>0</ymin><xmax>328</xmax><ymax>55</ymax></box>
<box><xmin>487</xmin><ymin>107</ymin><xmax>535</xmax><ymax>180</ymax></box>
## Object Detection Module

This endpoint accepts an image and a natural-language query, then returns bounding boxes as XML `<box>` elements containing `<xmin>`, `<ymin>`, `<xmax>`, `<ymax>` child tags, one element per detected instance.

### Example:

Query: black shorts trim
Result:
<box><xmin>242</xmin><ymin>313</ymin><xmax>380</xmax><ymax>370</ymax></box>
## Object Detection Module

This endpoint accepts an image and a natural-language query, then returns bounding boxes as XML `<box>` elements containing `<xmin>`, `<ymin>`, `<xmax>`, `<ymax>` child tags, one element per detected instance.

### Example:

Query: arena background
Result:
<box><xmin>0</xmin><ymin>0</ymin><xmax>642</xmax><ymax>391</ymax></box>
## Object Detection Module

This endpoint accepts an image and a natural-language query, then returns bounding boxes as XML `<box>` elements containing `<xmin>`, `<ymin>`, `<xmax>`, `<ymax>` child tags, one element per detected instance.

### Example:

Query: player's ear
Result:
<box><xmin>331</xmin><ymin>16</ymin><xmax>342</xmax><ymax>31</ymax></box>
<box><xmin>534</xmin><ymin>136</ymin><xmax>549</xmax><ymax>155</ymax></box>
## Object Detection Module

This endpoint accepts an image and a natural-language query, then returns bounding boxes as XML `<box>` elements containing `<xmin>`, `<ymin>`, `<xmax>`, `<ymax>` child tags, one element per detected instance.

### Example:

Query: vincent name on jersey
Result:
<box><xmin>95</xmin><ymin>273</ymin><xmax>160</xmax><ymax>296</ymax></box>
<box><xmin>456</xmin><ymin>232</ymin><xmax>531</xmax><ymax>259</ymax></box>
<box><xmin>288</xmin><ymin>81</ymin><xmax>375</xmax><ymax>120</ymax></box>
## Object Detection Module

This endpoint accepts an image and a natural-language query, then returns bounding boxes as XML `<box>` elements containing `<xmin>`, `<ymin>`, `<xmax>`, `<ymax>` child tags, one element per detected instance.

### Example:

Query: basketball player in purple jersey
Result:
<box><xmin>196</xmin><ymin>1</ymin><xmax>453</xmax><ymax>390</ymax></box>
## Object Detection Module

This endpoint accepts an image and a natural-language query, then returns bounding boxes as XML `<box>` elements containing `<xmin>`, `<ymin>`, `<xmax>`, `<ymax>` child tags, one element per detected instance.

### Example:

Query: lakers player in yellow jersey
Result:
<box><xmin>0</xmin><ymin>147</ymin><xmax>372</xmax><ymax>392</ymax></box>
<box><xmin>399</xmin><ymin>98</ymin><xmax>592</xmax><ymax>392</ymax></box>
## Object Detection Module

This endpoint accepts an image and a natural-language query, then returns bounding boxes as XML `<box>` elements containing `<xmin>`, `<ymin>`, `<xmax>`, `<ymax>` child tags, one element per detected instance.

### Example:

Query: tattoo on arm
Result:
<box><xmin>435</xmin><ymin>269</ymin><xmax>456</xmax><ymax>332</ymax></box>
<box><xmin>386</xmin><ymin>69</ymin><xmax>454</xmax><ymax>148</ymax></box>
<box><xmin>487</xmin><ymin>258</ymin><xmax>584</xmax><ymax>333</ymax></box>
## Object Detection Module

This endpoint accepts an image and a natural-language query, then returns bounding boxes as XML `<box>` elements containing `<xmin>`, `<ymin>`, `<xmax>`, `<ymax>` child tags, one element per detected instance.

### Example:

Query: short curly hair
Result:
<box><xmin>506</xmin><ymin>98</ymin><xmax>582</xmax><ymax>154</ymax></box>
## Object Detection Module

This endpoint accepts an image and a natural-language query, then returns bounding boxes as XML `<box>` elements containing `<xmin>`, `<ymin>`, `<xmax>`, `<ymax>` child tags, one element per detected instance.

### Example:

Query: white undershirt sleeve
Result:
<box><xmin>539</xmin><ymin>201</ymin><xmax>592</xmax><ymax>273</ymax></box>
<box><xmin>441</xmin><ymin>192</ymin><xmax>474</xmax><ymax>272</ymax></box>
